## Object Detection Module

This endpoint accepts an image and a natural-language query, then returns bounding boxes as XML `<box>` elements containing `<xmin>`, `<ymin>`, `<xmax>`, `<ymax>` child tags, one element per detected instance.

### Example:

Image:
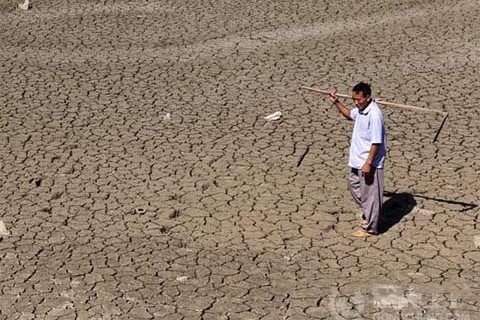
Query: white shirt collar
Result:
<box><xmin>359</xmin><ymin>99</ymin><xmax>374</xmax><ymax>115</ymax></box>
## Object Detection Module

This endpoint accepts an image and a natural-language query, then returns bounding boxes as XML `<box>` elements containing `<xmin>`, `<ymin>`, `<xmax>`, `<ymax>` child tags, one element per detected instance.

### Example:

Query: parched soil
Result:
<box><xmin>0</xmin><ymin>0</ymin><xmax>479</xmax><ymax>319</ymax></box>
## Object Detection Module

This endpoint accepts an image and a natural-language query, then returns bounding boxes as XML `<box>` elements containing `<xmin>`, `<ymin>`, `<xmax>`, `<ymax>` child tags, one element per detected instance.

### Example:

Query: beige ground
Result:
<box><xmin>0</xmin><ymin>0</ymin><xmax>479</xmax><ymax>319</ymax></box>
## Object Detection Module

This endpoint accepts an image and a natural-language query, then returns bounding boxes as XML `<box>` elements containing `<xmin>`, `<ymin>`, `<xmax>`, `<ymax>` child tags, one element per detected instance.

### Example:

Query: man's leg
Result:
<box><xmin>360</xmin><ymin>168</ymin><xmax>384</xmax><ymax>234</ymax></box>
<box><xmin>348</xmin><ymin>168</ymin><xmax>362</xmax><ymax>208</ymax></box>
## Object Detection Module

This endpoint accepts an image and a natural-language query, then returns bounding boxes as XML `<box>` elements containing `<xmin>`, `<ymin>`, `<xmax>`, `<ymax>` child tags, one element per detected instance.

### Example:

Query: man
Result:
<box><xmin>329</xmin><ymin>82</ymin><xmax>387</xmax><ymax>237</ymax></box>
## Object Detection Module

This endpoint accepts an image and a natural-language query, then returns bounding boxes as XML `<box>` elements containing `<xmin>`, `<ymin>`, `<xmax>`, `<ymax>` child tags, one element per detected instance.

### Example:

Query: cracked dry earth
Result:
<box><xmin>0</xmin><ymin>0</ymin><xmax>480</xmax><ymax>319</ymax></box>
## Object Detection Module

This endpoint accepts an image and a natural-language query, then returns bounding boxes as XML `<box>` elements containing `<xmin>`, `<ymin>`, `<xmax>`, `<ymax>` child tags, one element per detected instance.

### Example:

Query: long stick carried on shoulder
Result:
<box><xmin>301</xmin><ymin>86</ymin><xmax>448</xmax><ymax>143</ymax></box>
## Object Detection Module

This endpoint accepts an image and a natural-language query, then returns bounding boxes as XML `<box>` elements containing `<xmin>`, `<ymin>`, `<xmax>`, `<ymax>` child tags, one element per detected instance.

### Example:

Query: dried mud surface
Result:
<box><xmin>1</xmin><ymin>0</ymin><xmax>479</xmax><ymax>319</ymax></box>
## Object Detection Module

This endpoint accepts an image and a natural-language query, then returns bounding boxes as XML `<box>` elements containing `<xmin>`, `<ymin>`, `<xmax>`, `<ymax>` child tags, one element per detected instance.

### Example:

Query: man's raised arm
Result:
<box><xmin>329</xmin><ymin>90</ymin><xmax>352</xmax><ymax>120</ymax></box>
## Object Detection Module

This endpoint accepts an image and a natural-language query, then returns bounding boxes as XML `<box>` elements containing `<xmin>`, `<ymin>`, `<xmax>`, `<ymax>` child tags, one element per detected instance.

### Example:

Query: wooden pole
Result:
<box><xmin>301</xmin><ymin>86</ymin><xmax>449</xmax><ymax>142</ymax></box>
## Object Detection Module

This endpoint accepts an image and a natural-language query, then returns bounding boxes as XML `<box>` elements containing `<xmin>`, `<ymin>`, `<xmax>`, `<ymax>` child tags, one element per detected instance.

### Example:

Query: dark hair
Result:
<box><xmin>352</xmin><ymin>82</ymin><xmax>372</xmax><ymax>97</ymax></box>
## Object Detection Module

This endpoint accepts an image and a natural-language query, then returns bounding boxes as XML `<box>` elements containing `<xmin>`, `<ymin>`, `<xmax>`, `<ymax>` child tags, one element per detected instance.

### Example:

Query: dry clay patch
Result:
<box><xmin>0</xmin><ymin>237</ymin><xmax>478</xmax><ymax>318</ymax></box>
<box><xmin>2</xmin><ymin>0</ymin><xmax>479</xmax><ymax>69</ymax></box>
<box><xmin>0</xmin><ymin>1</ymin><xmax>180</xmax><ymax>20</ymax></box>
<box><xmin>0</xmin><ymin>124</ymin><xmax>480</xmax><ymax>313</ymax></box>
<box><xmin>1</xmin><ymin>0</ymin><xmax>480</xmax><ymax>318</ymax></box>
<box><xmin>0</xmin><ymin>102</ymin><xmax>479</xmax><ymax>315</ymax></box>
<box><xmin>1</xmin><ymin>80</ymin><xmax>479</xmax><ymax>318</ymax></box>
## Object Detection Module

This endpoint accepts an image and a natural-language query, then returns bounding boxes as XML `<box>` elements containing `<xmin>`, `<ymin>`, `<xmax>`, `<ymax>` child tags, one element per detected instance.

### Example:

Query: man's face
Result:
<box><xmin>352</xmin><ymin>91</ymin><xmax>370</xmax><ymax>109</ymax></box>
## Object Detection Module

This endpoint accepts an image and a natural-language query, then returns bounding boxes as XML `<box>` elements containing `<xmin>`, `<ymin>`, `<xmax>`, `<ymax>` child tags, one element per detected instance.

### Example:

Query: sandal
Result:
<box><xmin>351</xmin><ymin>229</ymin><xmax>377</xmax><ymax>238</ymax></box>
<box><xmin>357</xmin><ymin>220</ymin><xmax>367</xmax><ymax>227</ymax></box>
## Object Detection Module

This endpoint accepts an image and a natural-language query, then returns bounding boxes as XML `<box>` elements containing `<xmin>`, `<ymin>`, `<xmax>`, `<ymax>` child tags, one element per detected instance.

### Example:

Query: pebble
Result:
<box><xmin>264</xmin><ymin>111</ymin><xmax>282</xmax><ymax>121</ymax></box>
<box><xmin>18</xmin><ymin>0</ymin><xmax>31</xmax><ymax>10</ymax></box>
<box><xmin>474</xmin><ymin>235</ymin><xmax>480</xmax><ymax>249</ymax></box>
<box><xmin>0</xmin><ymin>221</ymin><xmax>10</xmax><ymax>236</ymax></box>
<box><xmin>134</xmin><ymin>208</ymin><xmax>146</xmax><ymax>215</ymax></box>
<box><xmin>176</xmin><ymin>276</ymin><xmax>188</xmax><ymax>282</ymax></box>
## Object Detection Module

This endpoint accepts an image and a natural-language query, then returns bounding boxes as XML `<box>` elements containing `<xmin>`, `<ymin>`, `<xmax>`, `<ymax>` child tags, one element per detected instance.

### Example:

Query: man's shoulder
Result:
<box><xmin>370</xmin><ymin>102</ymin><xmax>383</xmax><ymax>116</ymax></box>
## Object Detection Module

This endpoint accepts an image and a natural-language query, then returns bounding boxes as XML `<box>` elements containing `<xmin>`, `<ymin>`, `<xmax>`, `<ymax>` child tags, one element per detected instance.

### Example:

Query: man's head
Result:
<box><xmin>352</xmin><ymin>82</ymin><xmax>372</xmax><ymax>109</ymax></box>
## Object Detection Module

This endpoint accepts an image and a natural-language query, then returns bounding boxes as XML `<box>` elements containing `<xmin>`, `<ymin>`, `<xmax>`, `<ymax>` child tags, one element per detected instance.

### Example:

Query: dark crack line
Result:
<box><xmin>296</xmin><ymin>145</ymin><xmax>311</xmax><ymax>167</ymax></box>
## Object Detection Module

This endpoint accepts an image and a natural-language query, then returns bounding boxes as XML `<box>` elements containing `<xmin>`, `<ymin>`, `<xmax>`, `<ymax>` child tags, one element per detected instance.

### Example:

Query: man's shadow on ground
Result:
<box><xmin>379</xmin><ymin>191</ymin><xmax>416</xmax><ymax>234</ymax></box>
<box><xmin>378</xmin><ymin>191</ymin><xmax>478</xmax><ymax>234</ymax></box>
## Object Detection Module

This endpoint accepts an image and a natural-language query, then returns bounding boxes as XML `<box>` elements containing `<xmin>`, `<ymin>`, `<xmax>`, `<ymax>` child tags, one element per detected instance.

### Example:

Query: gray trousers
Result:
<box><xmin>348</xmin><ymin>167</ymin><xmax>384</xmax><ymax>234</ymax></box>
